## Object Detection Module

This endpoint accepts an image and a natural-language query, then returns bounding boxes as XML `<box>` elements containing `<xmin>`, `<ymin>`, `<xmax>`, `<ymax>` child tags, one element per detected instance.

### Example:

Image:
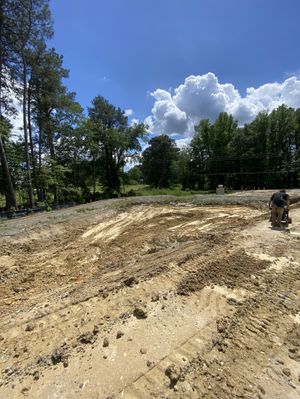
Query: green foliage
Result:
<box><xmin>0</xmin><ymin>117</ymin><xmax>12</xmax><ymax>138</ymax></box>
<box><xmin>175</xmin><ymin>148</ymin><xmax>195</xmax><ymax>190</ymax></box>
<box><xmin>125</xmin><ymin>165</ymin><xmax>143</xmax><ymax>185</ymax></box>
<box><xmin>188</xmin><ymin>106</ymin><xmax>300</xmax><ymax>190</ymax></box>
<box><xmin>86</xmin><ymin>96</ymin><xmax>146</xmax><ymax>195</ymax></box>
<box><xmin>142</xmin><ymin>135</ymin><xmax>179</xmax><ymax>188</ymax></box>
<box><xmin>122</xmin><ymin>184</ymin><xmax>210</xmax><ymax>197</ymax></box>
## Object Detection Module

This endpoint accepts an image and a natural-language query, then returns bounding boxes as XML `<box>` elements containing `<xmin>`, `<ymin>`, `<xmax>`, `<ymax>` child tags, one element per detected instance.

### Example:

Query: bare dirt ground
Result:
<box><xmin>1</xmin><ymin>192</ymin><xmax>300</xmax><ymax>398</ymax></box>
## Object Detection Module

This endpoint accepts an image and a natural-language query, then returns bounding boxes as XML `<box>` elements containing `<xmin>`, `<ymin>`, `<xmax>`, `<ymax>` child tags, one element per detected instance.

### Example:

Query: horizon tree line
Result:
<box><xmin>139</xmin><ymin>105</ymin><xmax>300</xmax><ymax>191</ymax></box>
<box><xmin>0</xmin><ymin>1</ymin><xmax>299</xmax><ymax>211</ymax></box>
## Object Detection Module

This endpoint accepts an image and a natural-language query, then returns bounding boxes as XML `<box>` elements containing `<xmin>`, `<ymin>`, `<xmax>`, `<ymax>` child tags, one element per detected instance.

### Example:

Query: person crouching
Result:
<box><xmin>269</xmin><ymin>189</ymin><xmax>290</xmax><ymax>228</ymax></box>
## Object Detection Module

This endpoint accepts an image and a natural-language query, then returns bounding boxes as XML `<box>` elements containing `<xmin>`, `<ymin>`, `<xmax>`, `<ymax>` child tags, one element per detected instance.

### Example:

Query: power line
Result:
<box><xmin>198</xmin><ymin>170</ymin><xmax>298</xmax><ymax>176</ymax></box>
<box><xmin>197</xmin><ymin>154</ymin><xmax>297</xmax><ymax>161</ymax></box>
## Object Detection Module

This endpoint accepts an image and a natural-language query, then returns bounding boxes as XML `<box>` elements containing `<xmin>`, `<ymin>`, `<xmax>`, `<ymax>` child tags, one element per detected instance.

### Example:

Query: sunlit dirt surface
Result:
<box><xmin>1</xmin><ymin>201</ymin><xmax>300</xmax><ymax>398</ymax></box>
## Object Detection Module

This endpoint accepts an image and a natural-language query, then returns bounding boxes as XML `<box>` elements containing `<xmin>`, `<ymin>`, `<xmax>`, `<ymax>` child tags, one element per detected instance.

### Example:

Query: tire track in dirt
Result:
<box><xmin>3</xmin><ymin>203</ymin><xmax>296</xmax><ymax>399</ymax></box>
<box><xmin>144</xmin><ymin>223</ymin><xmax>300</xmax><ymax>399</ymax></box>
<box><xmin>117</xmin><ymin>262</ymin><xmax>300</xmax><ymax>399</ymax></box>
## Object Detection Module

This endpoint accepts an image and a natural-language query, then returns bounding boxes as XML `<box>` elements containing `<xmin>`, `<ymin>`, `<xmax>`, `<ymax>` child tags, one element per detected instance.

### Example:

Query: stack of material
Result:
<box><xmin>216</xmin><ymin>185</ymin><xmax>225</xmax><ymax>195</ymax></box>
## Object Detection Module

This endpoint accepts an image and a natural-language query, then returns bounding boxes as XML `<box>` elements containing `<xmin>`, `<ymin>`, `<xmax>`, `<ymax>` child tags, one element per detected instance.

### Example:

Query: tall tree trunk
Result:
<box><xmin>28</xmin><ymin>81</ymin><xmax>37</xmax><ymax>189</ymax></box>
<box><xmin>0</xmin><ymin>135</ymin><xmax>17</xmax><ymax>209</ymax></box>
<box><xmin>22</xmin><ymin>53</ymin><xmax>34</xmax><ymax>208</ymax></box>
<box><xmin>0</xmin><ymin>0</ymin><xmax>17</xmax><ymax>210</ymax></box>
<box><xmin>27</xmin><ymin>83</ymin><xmax>42</xmax><ymax>201</ymax></box>
<box><xmin>46</xmin><ymin>113</ymin><xmax>55</xmax><ymax>159</ymax></box>
<box><xmin>104</xmin><ymin>143</ymin><xmax>111</xmax><ymax>194</ymax></box>
<box><xmin>36</xmin><ymin>116</ymin><xmax>45</xmax><ymax>201</ymax></box>
<box><xmin>37</xmin><ymin>117</ymin><xmax>42</xmax><ymax>168</ymax></box>
<box><xmin>45</xmin><ymin>115</ymin><xmax>58</xmax><ymax>202</ymax></box>
<box><xmin>92</xmin><ymin>154</ymin><xmax>96</xmax><ymax>195</ymax></box>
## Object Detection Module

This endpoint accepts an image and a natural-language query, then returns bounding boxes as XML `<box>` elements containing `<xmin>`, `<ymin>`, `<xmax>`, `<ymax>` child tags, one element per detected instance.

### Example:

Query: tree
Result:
<box><xmin>13</xmin><ymin>0</ymin><xmax>53</xmax><ymax>208</ymax></box>
<box><xmin>25</xmin><ymin>44</ymin><xmax>83</xmax><ymax>202</ymax></box>
<box><xmin>29</xmin><ymin>47</ymin><xmax>70</xmax><ymax>161</ymax></box>
<box><xmin>173</xmin><ymin>148</ymin><xmax>192</xmax><ymax>190</ymax></box>
<box><xmin>142</xmin><ymin>135</ymin><xmax>178</xmax><ymax>188</ymax></box>
<box><xmin>192</xmin><ymin>113</ymin><xmax>237</xmax><ymax>189</ymax></box>
<box><xmin>268</xmin><ymin>105</ymin><xmax>296</xmax><ymax>187</ymax></box>
<box><xmin>0</xmin><ymin>0</ymin><xmax>18</xmax><ymax>209</ymax></box>
<box><xmin>87</xmin><ymin>96</ymin><xmax>146</xmax><ymax>195</ymax></box>
<box><xmin>191</xmin><ymin>119</ymin><xmax>212</xmax><ymax>189</ymax></box>
<box><xmin>0</xmin><ymin>117</ymin><xmax>17</xmax><ymax>208</ymax></box>
<box><xmin>294</xmin><ymin>108</ymin><xmax>300</xmax><ymax>186</ymax></box>
<box><xmin>126</xmin><ymin>165</ymin><xmax>142</xmax><ymax>184</ymax></box>
<box><xmin>55</xmin><ymin>122</ymin><xmax>91</xmax><ymax>202</ymax></box>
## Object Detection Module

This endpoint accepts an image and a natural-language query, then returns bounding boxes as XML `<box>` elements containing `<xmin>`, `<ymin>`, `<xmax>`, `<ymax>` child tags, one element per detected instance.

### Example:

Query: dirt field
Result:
<box><xmin>1</xmin><ymin>193</ymin><xmax>300</xmax><ymax>398</ymax></box>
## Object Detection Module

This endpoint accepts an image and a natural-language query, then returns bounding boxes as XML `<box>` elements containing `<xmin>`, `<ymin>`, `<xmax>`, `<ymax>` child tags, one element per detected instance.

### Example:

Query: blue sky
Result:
<box><xmin>49</xmin><ymin>0</ymin><xmax>300</xmax><ymax>140</ymax></box>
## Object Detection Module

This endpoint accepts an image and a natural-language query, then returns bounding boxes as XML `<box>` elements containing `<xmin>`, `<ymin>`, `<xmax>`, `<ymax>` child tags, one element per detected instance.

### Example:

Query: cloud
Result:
<box><xmin>145</xmin><ymin>89</ymin><xmax>189</xmax><ymax>135</ymax></box>
<box><xmin>9</xmin><ymin>109</ymin><xmax>23</xmax><ymax>140</ymax></box>
<box><xmin>130</xmin><ymin>118</ymin><xmax>140</xmax><ymax>126</ymax></box>
<box><xmin>4</xmin><ymin>91</ymin><xmax>23</xmax><ymax>140</ymax></box>
<box><xmin>125</xmin><ymin>108</ymin><xmax>133</xmax><ymax>117</ymax></box>
<box><xmin>146</xmin><ymin>73</ymin><xmax>300</xmax><ymax>136</ymax></box>
<box><xmin>175</xmin><ymin>137</ymin><xmax>192</xmax><ymax>149</ymax></box>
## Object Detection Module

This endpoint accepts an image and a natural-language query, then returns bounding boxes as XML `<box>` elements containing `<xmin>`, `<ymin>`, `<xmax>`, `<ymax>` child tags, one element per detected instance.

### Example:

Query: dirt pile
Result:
<box><xmin>177</xmin><ymin>249</ymin><xmax>270</xmax><ymax>295</ymax></box>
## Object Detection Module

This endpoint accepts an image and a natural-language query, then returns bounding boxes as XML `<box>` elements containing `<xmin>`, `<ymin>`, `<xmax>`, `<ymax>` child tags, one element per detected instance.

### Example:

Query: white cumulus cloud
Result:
<box><xmin>145</xmin><ymin>89</ymin><xmax>189</xmax><ymax>135</ymax></box>
<box><xmin>145</xmin><ymin>73</ymin><xmax>300</xmax><ymax>136</ymax></box>
<box><xmin>125</xmin><ymin>108</ymin><xmax>134</xmax><ymax>117</ymax></box>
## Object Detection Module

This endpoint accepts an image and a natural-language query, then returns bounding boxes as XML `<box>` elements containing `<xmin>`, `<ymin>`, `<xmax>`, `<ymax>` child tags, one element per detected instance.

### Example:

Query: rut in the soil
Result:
<box><xmin>119</xmin><ymin>262</ymin><xmax>300</xmax><ymax>399</ymax></box>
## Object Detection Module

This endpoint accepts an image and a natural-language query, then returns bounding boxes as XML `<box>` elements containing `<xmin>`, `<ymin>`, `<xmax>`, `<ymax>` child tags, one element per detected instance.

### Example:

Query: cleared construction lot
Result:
<box><xmin>1</xmin><ymin>192</ymin><xmax>300</xmax><ymax>398</ymax></box>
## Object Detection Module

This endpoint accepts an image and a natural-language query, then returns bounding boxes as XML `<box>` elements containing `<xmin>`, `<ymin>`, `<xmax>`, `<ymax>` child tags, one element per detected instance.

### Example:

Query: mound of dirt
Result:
<box><xmin>177</xmin><ymin>250</ymin><xmax>270</xmax><ymax>295</ymax></box>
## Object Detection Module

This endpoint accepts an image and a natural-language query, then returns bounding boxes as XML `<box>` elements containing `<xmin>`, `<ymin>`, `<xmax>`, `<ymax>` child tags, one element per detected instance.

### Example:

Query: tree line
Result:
<box><xmin>0</xmin><ymin>1</ymin><xmax>299</xmax><ymax>212</ymax></box>
<box><xmin>0</xmin><ymin>0</ymin><xmax>145</xmax><ymax>211</ymax></box>
<box><xmin>139</xmin><ymin>106</ymin><xmax>300</xmax><ymax>191</ymax></box>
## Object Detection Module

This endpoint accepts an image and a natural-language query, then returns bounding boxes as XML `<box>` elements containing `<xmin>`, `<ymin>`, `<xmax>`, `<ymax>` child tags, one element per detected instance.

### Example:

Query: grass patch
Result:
<box><xmin>47</xmin><ymin>216</ymin><xmax>58</xmax><ymax>220</ymax></box>
<box><xmin>75</xmin><ymin>207</ymin><xmax>96</xmax><ymax>213</ymax></box>
<box><xmin>0</xmin><ymin>195</ymin><xmax>6</xmax><ymax>207</ymax></box>
<box><xmin>122</xmin><ymin>184</ymin><xmax>213</xmax><ymax>197</ymax></box>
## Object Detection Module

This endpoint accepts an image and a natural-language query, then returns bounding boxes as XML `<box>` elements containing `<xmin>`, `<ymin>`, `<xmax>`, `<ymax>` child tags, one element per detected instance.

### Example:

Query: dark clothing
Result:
<box><xmin>271</xmin><ymin>204</ymin><xmax>284</xmax><ymax>227</ymax></box>
<box><xmin>271</xmin><ymin>192</ymin><xmax>289</xmax><ymax>208</ymax></box>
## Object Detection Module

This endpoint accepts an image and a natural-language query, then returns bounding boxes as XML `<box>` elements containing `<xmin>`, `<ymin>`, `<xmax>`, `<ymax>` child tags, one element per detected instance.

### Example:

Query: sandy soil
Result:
<box><xmin>1</xmin><ymin>197</ymin><xmax>300</xmax><ymax>398</ymax></box>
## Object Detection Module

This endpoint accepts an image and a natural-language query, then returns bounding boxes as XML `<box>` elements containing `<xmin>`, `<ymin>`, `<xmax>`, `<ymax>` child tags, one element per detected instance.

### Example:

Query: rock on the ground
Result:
<box><xmin>147</xmin><ymin>360</ymin><xmax>154</xmax><ymax>367</ymax></box>
<box><xmin>32</xmin><ymin>371</ymin><xmax>40</xmax><ymax>381</ymax></box>
<box><xmin>151</xmin><ymin>294</ymin><xmax>159</xmax><ymax>302</ymax></box>
<box><xmin>21</xmin><ymin>386</ymin><xmax>30</xmax><ymax>396</ymax></box>
<box><xmin>124</xmin><ymin>277</ymin><xmax>137</xmax><ymax>287</ymax></box>
<box><xmin>93</xmin><ymin>325</ymin><xmax>100</xmax><ymax>335</ymax></box>
<box><xmin>165</xmin><ymin>364</ymin><xmax>182</xmax><ymax>385</ymax></box>
<box><xmin>116</xmin><ymin>331</ymin><xmax>124</xmax><ymax>339</ymax></box>
<box><xmin>282</xmin><ymin>368</ymin><xmax>291</xmax><ymax>377</ymax></box>
<box><xmin>51</xmin><ymin>347</ymin><xmax>68</xmax><ymax>365</ymax></box>
<box><xmin>25</xmin><ymin>323</ymin><xmax>35</xmax><ymax>332</ymax></box>
<box><xmin>133</xmin><ymin>307</ymin><xmax>148</xmax><ymax>319</ymax></box>
<box><xmin>78</xmin><ymin>332</ymin><xmax>95</xmax><ymax>344</ymax></box>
